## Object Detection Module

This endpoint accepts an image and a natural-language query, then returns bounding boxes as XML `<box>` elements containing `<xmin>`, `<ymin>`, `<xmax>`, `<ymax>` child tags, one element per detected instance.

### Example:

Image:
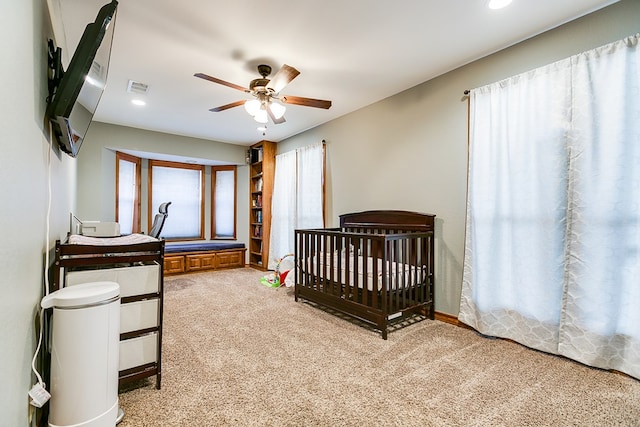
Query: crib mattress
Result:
<box><xmin>304</xmin><ymin>252</ymin><xmax>425</xmax><ymax>292</ymax></box>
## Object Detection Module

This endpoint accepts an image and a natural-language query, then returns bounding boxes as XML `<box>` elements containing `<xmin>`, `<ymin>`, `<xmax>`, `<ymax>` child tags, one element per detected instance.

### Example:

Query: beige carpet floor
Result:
<box><xmin>118</xmin><ymin>268</ymin><xmax>640</xmax><ymax>426</ymax></box>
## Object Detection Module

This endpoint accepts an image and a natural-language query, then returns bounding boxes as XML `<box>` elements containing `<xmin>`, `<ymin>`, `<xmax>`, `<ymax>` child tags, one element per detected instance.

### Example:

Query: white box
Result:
<box><xmin>66</xmin><ymin>263</ymin><xmax>160</xmax><ymax>297</ymax></box>
<box><xmin>120</xmin><ymin>299</ymin><xmax>159</xmax><ymax>334</ymax></box>
<box><xmin>119</xmin><ymin>333</ymin><xmax>158</xmax><ymax>371</ymax></box>
<box><xmin>80</xmin><ymin>221</ymin><xmax>121</xmax><ymax>237</ymax></box>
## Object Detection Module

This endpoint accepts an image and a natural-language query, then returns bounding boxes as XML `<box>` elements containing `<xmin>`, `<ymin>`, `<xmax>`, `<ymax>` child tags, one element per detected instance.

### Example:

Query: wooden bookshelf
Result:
<box><xmin>248</xmin><ymin>140</ymin><xmax>276</xmax><ymax>270</ymax></box>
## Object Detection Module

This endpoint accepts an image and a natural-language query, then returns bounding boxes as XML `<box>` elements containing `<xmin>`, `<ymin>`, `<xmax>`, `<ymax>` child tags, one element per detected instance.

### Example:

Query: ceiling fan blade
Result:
<box><xmin>267</xmin><ymin>64</ymin><xmax>300</xmax><ymax>93</ymax></box>
<box><xmin>209</xmin><ymin>100</ymin><xmax>246</xmax><ymax>112</ymax></box>
<box><xmin>267</xmin><ymin>104</ymin><xmax>286</xmax><ymax>125</ymax></box>
<box><xmin>281</xmin><ymin>95</ymin><xmax>332</xmax><ymax>109</ymax></box>
<box><xmin>194</xmin><ymin>73</ymin><xmax>248</xmax><ymax>92</ymax></box>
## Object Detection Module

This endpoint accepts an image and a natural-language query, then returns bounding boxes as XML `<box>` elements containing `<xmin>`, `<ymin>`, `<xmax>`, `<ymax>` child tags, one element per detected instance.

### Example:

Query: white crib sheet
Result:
<box><xmin>305</xmin><ymin>251</ymin><xmax>424</xmax><ymax>292</ymax></box>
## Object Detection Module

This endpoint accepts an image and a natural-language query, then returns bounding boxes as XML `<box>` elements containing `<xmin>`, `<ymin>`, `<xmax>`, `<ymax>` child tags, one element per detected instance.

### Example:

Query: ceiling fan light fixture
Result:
<box><xmin>269</xmin><ymin>102</ymin><xmax>286</xmax><ymax>120</ymax></box>
<box><xmin>196</xmin><ymin>63</ymin><xmax>331</xmax><ymax>126</ymax></box>
<box><xmin>244</xmin><ymin>99</ymin><xmax>261</xmax><ymax>116</ymax></box>
<box><xmin>254</xmin><ymin>109</ymin><xmax>268</xmax><ymax>123</ymax></box>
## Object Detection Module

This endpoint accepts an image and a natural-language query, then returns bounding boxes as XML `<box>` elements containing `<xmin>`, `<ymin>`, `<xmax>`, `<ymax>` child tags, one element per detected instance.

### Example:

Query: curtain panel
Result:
<box><xmin>459</xmin><ymin>34</ymin><xmax>640</xmax><ymax>379</ymax></box>
<box><xmin>117</xmin><ymin>158</ymin><xmax>136</xmax><ymax>235</ymax></box>
<box><xmin>268</xmin><ymin>142</ymin><xmax>324</xmax><ymax>270</ymax></box>
<box><xmin>269</xmin><ymin>150</ymin><xmax>297</xmax><ymax>270</ymax></box>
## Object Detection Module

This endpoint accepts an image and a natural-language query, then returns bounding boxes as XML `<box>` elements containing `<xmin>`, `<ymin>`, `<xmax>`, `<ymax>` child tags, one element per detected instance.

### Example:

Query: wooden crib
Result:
<box><xmin>295</xmin><ymin>210</ymin><xmax>435</xmax><ymax>339</ymax></box>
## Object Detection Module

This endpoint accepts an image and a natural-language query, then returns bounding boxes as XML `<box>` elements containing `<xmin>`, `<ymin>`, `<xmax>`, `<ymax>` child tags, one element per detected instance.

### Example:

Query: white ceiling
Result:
<box><xmin>53</xmin><ymin>0</ymin><xmax>618</xmax><ymax>147</ymax></box>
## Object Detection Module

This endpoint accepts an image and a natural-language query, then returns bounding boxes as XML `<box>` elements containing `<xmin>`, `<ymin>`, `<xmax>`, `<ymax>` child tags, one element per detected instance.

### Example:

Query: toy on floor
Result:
<box><xmin>260</xmin><ymin>253</ymin><xmax>294</xmax><ymax>287</ymax></box>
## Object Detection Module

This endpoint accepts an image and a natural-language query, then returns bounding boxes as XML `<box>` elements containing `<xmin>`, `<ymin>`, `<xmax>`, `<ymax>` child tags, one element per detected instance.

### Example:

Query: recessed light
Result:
<box><xmin>488</xmin><ymin>0</ymin><xmax>512</xmax><ymax>9</ymax></box>
<box><xmin>131</xmin><ymin>99</ymin><xmax>146</xmax><ymax>106</ymax></box>
<box><xmin>257</xmin><ymin>126</ymin><xmax>267</xmax><ymax>132</ymax></box>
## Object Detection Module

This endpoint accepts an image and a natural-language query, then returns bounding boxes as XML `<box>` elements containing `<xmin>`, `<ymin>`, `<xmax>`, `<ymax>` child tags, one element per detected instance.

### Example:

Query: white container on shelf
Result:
<box><xmin>119</xmin><ymin>333</ymin><xmax>158</xmax><ymax>371</ymax></box>
<box><xmin>65</xmin><ymin>263</ymin><xmax>159</xmax><ymax>297</ymax></box>
<box><xmin>120</xmin><ymin>299</ymin><xmax>159</xmax><ymax>334</ymax></box>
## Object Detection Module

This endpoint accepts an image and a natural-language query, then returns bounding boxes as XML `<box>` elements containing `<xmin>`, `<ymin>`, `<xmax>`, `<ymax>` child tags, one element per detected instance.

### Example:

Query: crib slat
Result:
<box><xmin>321</xmin><ymin>234</ymin><xmax>327</xmax><ymax>293</ymax></box>
<box><xmin>332</xmin><ymin>235</ymin><xmax>337</xmax><ymax>296</ymax></box>
<box><xmin>371</xmin><ymin>238</ymin><xmax>379</xmax><ymax>310</ymax></box>
<box><xmin>393</xmin><ymin>238</ymin><xmax>399</xmax><ymax>313</ymax></box>
<box><xmin>361</xmin><ymin>238</ymin><xmax>369</xmax><ymax>306</ymax></box>
<box><xmin>352</xmin><ymin>234</ymin><xmax>358</xmax><ymax>300</ymax></box>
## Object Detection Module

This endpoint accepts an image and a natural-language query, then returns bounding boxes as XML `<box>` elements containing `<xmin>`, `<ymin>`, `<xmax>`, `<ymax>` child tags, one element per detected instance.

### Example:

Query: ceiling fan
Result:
<box><xmin>194</xmin><ymin>64</ymin><xmax>332</xmax><ymax>125</ymax></box>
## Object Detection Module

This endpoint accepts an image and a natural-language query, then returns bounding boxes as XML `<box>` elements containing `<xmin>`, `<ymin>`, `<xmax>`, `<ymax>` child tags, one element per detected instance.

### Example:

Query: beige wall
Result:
<box><xmin>278</xmin><ymin>0</ymin><xmax>640</xmax><ymax>316</ymax></box>
<box><xmin>0</xmin><ymin>1</ymin><xmax>77</xmax><ymax>425</ymax></box>
<box><xmin>76</xmin><ymin>122</ymin><xmax>250</xmax><ymax>243</ymax></box>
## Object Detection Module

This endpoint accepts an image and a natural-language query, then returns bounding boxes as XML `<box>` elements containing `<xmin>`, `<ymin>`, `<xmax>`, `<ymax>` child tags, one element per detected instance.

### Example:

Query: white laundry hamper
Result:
<box><xmin>41</xmin><ymin>281</ymin><xmax>121</xmax><ymax>427</ymax></box>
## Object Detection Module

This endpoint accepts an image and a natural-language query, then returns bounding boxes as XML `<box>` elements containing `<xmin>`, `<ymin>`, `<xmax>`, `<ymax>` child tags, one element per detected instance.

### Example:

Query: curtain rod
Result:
<box><xmin>463</xmin><ymin>90</ymin><xmax>470</xmax><ymax>95</ymax></box>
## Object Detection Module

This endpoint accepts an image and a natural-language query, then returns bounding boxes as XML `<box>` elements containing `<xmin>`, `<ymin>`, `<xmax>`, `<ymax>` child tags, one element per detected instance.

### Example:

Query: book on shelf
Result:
<box><xmin>250</xmin><ymin>147</ymin><xmax>264</xmax><ymax>164</ymax></box>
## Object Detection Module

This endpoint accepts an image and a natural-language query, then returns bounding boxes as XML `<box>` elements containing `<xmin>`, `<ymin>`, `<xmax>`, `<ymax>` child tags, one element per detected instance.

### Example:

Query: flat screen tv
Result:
<box><xmin>46</xmin><ymin>0</ymin><xmax>118</xmax><ymax>157</ymax></box>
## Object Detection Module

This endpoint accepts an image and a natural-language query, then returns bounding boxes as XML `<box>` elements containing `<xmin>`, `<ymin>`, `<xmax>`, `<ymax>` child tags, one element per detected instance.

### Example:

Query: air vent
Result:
<box><xmin>89</xmin><ymin>61</ymin><xmax>103</xmax><ymax>78</ymax></box>
<box><xmin>127</xmin><ymin>80</ymin><xmax>149</xmax><ymax>95</ymax></box>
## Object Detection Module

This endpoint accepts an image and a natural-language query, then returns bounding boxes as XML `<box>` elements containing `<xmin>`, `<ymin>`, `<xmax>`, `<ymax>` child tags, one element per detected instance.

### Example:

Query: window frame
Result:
<box><xmin>115</xmin><ymin>151</ymin><xmax>141</xmax><ymax>234</ymax></box>
<box><xmin>210</xmin><ymin>165</ymin><xmax>237</xmax><ymax>240</ymax></box>
<box><xmin>148</xmin><ymin>159</ymin><xmax>205</xmax><ymax>241</ymax></box>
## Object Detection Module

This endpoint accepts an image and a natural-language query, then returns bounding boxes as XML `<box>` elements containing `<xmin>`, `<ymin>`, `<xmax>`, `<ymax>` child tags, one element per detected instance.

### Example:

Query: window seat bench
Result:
<box><xmin>163</xmin><ymin>242</ymin><xmax>246</xmax><ymax>275</ymax></box>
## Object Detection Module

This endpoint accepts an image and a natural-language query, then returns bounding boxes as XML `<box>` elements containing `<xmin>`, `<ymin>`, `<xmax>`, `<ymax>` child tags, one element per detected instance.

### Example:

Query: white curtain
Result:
<box><xmin>268</xmin><ymin>142</ymin><xmax>324</xmax><ymax>269</ymax></box>
<box><xmin>296</xmin><ymin>143</ymin><xmax>325</xmax><ymax>230</ymax></box>
<box><xmin>117</xmin><ymin>158</ymin><xmax>136</xmax><ymax>235</ymax></box>
<box><xmin>459</xmin><ymin>34</ymin><xmax>640</xmax><ymax>380</ymax></box>
<box><xmin>269</xmin><ymin>150</ymin><xmax>297</xmax><ymax>270</ymax></box>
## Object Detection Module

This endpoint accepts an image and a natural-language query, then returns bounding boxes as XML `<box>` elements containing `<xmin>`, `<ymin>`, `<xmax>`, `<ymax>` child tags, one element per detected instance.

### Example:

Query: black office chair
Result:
<box><xmin>149</xmin><ymin>201</ymin><xmax>171</xmax><ymax>238</ymax></box>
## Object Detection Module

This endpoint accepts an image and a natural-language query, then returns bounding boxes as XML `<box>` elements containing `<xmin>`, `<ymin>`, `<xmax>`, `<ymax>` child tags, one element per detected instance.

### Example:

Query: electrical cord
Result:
<box><xmin>31</xmin><ymin>307</ymin><xmax>46</xmax><ymax>388</ymax></box>
<box><xmin>29</xmin><ymin>139</ymin><xmax>53</xmax><ymax>406</ymax></box>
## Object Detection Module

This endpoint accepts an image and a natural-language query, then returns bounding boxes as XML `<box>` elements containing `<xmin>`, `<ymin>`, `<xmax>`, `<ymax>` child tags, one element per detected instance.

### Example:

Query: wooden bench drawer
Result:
<box><xmin>163</xmin><ymin>248</ymin><xmax>246</xmax><ymax>275</ymax></box>
<box><xmin>215</xmin><ymin>250</ymin><xmax>244</xmax><ymax>269</ymax></box>
<box><xmin>185</xmin><ymin>253</ymin><xmax>216</xmax><ymax>272</ymax></box>
<box><xmin>163</xmin><ymin>256</ymin><xmax>185</xmax><ymax>275</ymax></box>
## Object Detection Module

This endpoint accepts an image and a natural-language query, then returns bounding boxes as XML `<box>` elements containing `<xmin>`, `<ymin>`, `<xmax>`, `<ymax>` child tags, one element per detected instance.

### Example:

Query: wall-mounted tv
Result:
<box><xmin>46</xmin><ymin>0</ymin><xmax>118</xmax><ymax>157</ymax></box>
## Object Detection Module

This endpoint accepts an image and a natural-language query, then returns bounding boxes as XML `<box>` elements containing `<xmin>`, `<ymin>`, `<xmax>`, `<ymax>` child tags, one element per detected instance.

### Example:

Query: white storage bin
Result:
<box><xmin>120</xmin><ymin>299</ymin><xmax>159</xmax><ymax>334</ymax></box>
<box><xmin>66</xmin><ymin>263</ymin><xmax>160</xmax><ymax>297</ymax></box>
<box><xmin>119</xmin><ymin>333</ymin><xmax>158</xmax><ymax>371</ymax></box>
